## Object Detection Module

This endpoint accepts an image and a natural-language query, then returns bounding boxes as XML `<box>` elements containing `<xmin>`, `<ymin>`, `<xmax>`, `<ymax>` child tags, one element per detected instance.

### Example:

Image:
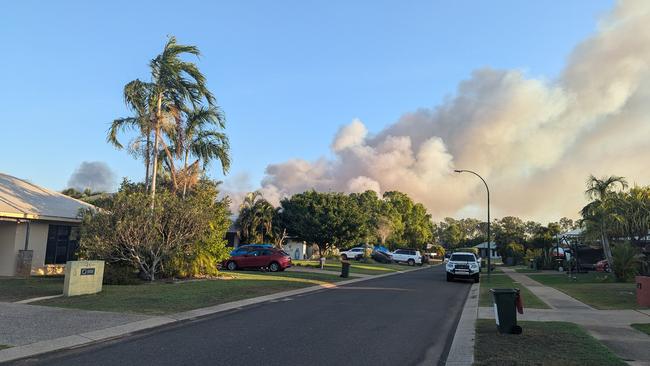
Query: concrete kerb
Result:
<box><xmin>0</xmin><ymin>264</ymin><xmax>434</xmax><ymax>363</ymax></box>
<box><xmin>445</xmin><ymin>281</ymin><xmax>479</xmax><ymax>366</ymax></box>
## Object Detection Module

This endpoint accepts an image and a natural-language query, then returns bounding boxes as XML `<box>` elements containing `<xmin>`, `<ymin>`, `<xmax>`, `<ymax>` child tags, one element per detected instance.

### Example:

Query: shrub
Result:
<box><xmin>503</xmin><ymin>242</ymin><xmax>525</xmax><ymax>265</ymax></box>
<box><xmin>80</xmin><ymin>179</ymin><xmax>231</xmax><ymax>281</ymax></box>
<box><xmin>103</xmin><ymin>262</ymin><xmax>140</xmax><ymax>285</ymax></box>
<box><xmin>612</xmin><ymin>242</ymin><xmax>643</xmax><ymax>282</ymax></box>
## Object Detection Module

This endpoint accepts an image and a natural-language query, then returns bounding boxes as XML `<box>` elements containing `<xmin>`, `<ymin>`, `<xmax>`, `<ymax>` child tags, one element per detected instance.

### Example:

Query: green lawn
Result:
<box><xmin>479</xmin><ymin>274</ymin><xmax>550</xmax><ymax>309</ymax></box>
<box><xmin>474</xmin><ymin>319</ymin><xmax>625</xmax><ymax>366</ymax></box>
<box><xmin>292</xmin><ymin>259</ymin><xmax>414</xmax><ymax>275</ymax></box>
<box><xmin>529</xmin><ymin>273</ymin><xmax>645</xmax><ymax>310</ymax></box>
<box><xmin>35</xmin><ymin>271</ymin><xmax>342</xmax><ymax>315</ymax></box>
<box><xmin>0</xmin><ymin>276</ymin><xmax>64</xmax><ymax>302</ymax></box>
<box><xmin>631</xmin><ymin>323</ymin><xmax>650</xmax><ymax>336</ymax></box>
<box><xmin>0</xmin><ymin>345</ymin><xmax>11</xmax><ymax>350</ymax></box>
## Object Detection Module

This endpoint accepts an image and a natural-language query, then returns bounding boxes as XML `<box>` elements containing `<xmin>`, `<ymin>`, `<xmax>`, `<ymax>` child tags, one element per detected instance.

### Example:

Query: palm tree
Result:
<box><xmin>237</xmin><ymin>192</ymin><xmax>277</xmax><ymax>243</ymax></box>
<box><xmin>581</xmin><ymin>175</ymin><xmax>628</xmax><ymax>272</ymax></box>
<box><xmin>148</xmin><ymin>36</ymin><xmax>216</xmax><ymax>204</ymax></box>
<box><xmin>108</xmin><ymin>79</ymin><xmax>155</xmax><ymax>189</ymax></box>
<box><xmin>174</xmin><ymin>106</ymin><xmax>230</xmax><ymax>197</ymax></box>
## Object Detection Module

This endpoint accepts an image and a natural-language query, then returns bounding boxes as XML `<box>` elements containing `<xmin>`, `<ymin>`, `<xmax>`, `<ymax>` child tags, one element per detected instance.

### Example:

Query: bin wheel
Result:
<box><xmin>446</xmin><ymin>273</ymin><xmax>453</xmax><ymax>282</ymax></box>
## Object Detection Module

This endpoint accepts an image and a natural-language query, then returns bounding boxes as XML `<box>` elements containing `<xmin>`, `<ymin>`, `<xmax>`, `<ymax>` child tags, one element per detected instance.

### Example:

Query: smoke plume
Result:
<box><xmin>67</xmin><ymin>161</ymin><xmax>117</xmax><ymax>193</ymax></box>
<box><xmin>256</xmin><ymin>0</ymin><xmax>650</xmax><ymax>222</ymax></box>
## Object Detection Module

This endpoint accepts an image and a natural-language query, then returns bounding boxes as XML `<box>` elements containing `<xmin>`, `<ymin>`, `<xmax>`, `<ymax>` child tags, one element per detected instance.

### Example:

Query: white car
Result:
<box><xmin>340</xmin><ymin>247</ymin><xmax>365</xmax><ymax>260</ymax></box>
<box><xmin>446</xmin><ymin>252</ymin><xmax>480</xmax><ymax>282</ymax></box>
<box><xmin>391</xmin><ymin>249</ymin><xmax>422</xmax><ymax>266</ymax></box>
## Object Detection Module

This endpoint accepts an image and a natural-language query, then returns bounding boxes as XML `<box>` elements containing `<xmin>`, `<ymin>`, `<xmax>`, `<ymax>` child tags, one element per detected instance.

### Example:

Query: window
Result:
<box><xmin>450</xmin><ymin>254</ymin><xmax>475</xmax><ymax>262</ymax></box>
<box><xmin>260</xmin><ymin>250</ymin><xmax>273</xmax><ymax>256</ymax></box>
<box><xmin>45</xmin><ymin>225</ymin><xmax>79</xmax><ymax>264</ymax></box>
<box><xmin>394</xmin><ymin>250</ymin><xmax>404</xmax><ymax>254</ymax></box>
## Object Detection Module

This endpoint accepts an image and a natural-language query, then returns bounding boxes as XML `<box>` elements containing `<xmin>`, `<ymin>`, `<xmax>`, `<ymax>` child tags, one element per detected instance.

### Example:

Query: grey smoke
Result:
<box><xmin>255</xmin><ymin>0</ymin><xmax>650</xmax><ymax>222</ymax></box>
<box><xmin>67</xmin><ymin>161</ymin><xmax>117</xmax><ymax>193</ymax></box>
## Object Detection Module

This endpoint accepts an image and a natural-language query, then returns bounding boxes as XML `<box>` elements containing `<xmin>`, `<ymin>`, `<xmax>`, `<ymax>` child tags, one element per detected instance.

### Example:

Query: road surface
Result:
<box><xmin>8</xmin><ymin>265</ymin><xmax>471</xmax><ymax>366</ymax></box>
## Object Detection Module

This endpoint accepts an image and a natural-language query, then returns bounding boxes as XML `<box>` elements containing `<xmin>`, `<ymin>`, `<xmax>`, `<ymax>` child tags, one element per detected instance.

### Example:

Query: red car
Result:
<box><xmin>224</xmin><ymin>248</ymin><xmax>292</xmax><ymax>272</ymax></box>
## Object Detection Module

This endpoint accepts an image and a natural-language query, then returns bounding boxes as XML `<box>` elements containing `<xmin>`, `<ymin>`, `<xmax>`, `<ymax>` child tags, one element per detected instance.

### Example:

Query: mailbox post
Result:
<box><xmin>63</xmin><ymin>260</ymin><xmax>105</xmax><ymax>296</ymax></box>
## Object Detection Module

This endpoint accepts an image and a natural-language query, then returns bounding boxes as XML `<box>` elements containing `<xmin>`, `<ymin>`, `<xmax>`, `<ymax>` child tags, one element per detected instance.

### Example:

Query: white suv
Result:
<box><xmin>446</xmin><ymin>252</ymin><xmax>480</xmax><ymax>282</ymax></box>
<box><xmin>340</xmin><ymin>247</ymin><xmax>365</xmax><ymax>260</ymax></box>
<box><xmin>391</xmin><ymin>249</ymin><xmax>422</xmax><ymax>266</ymax></box>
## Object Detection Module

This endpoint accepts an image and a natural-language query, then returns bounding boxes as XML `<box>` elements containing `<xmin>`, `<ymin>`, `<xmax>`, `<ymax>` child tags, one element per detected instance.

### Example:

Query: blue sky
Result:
<box><xmin>0</xmin><ymin>0</ymin><xmax>613</xmax><ymax>192</ymax></box>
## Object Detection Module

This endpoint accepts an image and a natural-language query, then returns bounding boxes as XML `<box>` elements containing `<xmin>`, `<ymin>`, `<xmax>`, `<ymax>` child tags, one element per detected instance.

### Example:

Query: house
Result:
<box><xmin>473</xmin><ymin>241</ymin><xmax>501</xmax><ymax>261</ymax></box>
<box><xmin>283</xmin><ymin>239</ymin><xmax>316</xmax><ymax>260</ymax></box>
<box><xmin>0</xmin><ymin>173</ymin><xmax>93</xmax><ymax>276</ymax></box>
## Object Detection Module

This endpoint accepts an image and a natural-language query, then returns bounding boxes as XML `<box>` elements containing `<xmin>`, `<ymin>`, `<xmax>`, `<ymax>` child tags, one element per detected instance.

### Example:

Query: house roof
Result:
<box><xmin>474</xmin><ymin>241</ymin><xmax>497</xmax><ymax>249</ymax></box>
<box><xmin>554</xmin><ymin>227</ymin><xmax>585</xmax><ymax>239</ymax></box>
<box><xmin>0</xmin><ymin>173</ymin><xmax>94</xmax><ymax>222</ymax></box>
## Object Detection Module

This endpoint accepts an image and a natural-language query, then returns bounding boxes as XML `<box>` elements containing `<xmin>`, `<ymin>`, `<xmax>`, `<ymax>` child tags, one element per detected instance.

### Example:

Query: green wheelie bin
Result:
<box><xmin>340</xmin><ymin>261</ymin><xmax>351</xmax><ymax>278</ymax></box>
<box><xmin>490</xmin><ymin>288</ymin><xmax>523</xmax><ymax>334</ymax></box>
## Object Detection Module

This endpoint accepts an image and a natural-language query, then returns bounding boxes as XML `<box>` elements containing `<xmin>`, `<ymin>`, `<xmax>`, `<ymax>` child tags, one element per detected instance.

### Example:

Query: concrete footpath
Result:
<box><xmin>479</xmin><ymin>269</ymin><xmax>650</xmax><ymax>366</ymax></box>
<box><xmin>0</xmin><ymin>265</ymin><xmax>429</xmax><ymax>363</ymax></box>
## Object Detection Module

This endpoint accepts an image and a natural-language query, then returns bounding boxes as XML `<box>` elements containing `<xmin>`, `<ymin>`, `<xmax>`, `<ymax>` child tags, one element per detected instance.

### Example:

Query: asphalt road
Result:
<box><xmin>8</xmin><ymin>265</ymin><xmax>471</xmax><ymax>366</ymax></box>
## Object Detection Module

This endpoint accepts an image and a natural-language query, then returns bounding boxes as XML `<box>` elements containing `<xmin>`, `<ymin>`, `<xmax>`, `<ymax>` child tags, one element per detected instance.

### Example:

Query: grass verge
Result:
<box><xmin>35</xmin><ymin>271</ymin><xmax>342</xmax><ymax>315</ymax></box>
<box><xmin>474</xmin><ymin>319</ymin><xmax>625</xmax><ymax>366</ymax></box>
<box><xmin>631</xmin><ymin>323</ymin><xmax>650</xmax><ymax>336</ymax></box>
<box><xmin>479</xmin><ymin>274</ymin><xmax>550</xmax><ymax>309</ymax></box>
<box><xmin>0</xmin><ymin>277</ymin><xmax>64</xmax><ymax>302</ymax></box>
<box><xmin>0</xmin><ymin>345</ymin><xmax>11</xmax><ymax>350</ymax></box>
<box><xmin>529</xmin><ymin>272</ymin><xmax>645</xmax><ymax>310</ymax></box>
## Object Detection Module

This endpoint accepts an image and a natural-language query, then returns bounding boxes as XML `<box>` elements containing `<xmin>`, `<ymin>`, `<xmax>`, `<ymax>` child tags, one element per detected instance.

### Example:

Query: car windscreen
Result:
<box><xmin>450</xmin><ymin>254</ymin><xmax>475</xmax><ymax>262</ymax></box>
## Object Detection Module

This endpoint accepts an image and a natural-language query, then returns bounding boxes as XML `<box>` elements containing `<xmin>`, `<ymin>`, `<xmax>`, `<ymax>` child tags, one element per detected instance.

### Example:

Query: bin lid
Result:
<box><xmin>489</xmin><ymin>288</ymin><xmax>520</xmax><ymax>294</ymax></box>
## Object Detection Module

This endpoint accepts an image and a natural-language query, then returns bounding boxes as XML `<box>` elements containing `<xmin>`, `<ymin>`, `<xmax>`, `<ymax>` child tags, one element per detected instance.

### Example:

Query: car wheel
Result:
<box><xmin>474</xmin><ymin>274</ymin><xmax>480</xmax><ymax>283</ymax></box>
<box><xmin>269</xmin><ymin>262</ymin><xmax>280</xmax><ymax>272</ymax></box>
<box><xmin>446</xmin><ymin>273</ymin><xmax>453</xmax><ymax>282</ymax></box>
<box><xmin>226</xmin><ymin>261</ymin><xmax>237</xmax><ymax>271</ymax></box>
<box><xmin>355</xmin><ymin>255</ymin><xmax>362</xmax><ymax>261</ymax></box>
<box><xmin>341</xmin><ymin>254</ymin><xmax>348</xmax><ymax>260</ymax></box>
<box><xmin>408</xmin><ymin>259</ymin><xmax>415</xmax><ymax>266</ymax></box>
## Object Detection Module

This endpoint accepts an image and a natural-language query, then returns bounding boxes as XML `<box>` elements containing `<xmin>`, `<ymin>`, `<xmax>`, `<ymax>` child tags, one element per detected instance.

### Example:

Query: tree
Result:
<box><xmin>581</xmin><ymin>175</ymin><xmax>628</xmax><ymax>272</ymax></box>
<box><xmin>236</xmin><ymin>191</ymin><xmax>277</xmax><ymax>244</ymax></box>
<box><xmin>382</xmin><ymin>191</ymin><xmax>433</xmax><ymax>249</ymax></box>
<box><xmin>79</xmin><ymin>179</ymin><xmax>230</xmax><ymax>281</ymax></box>
<box><xmin>280</xmin><ymin>191</ymin><xmax>366</xmax><ymax>257</ymax></box>
<box><xmin>108</xmin><ymin>79</ymin><xmax>155</xmax><ymax>190</ymax></box>
<box><xmin>376</xmin><ymin>215</ymin><xmax>394</xmax><ymax>247</ymax></box>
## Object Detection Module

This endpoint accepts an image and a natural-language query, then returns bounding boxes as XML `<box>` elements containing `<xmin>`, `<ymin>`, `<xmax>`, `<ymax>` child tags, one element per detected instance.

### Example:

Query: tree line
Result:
<box><xmin>236</xmin><ymin>190</ymin><xmax>435</xmax><ymax>256</ymax></box>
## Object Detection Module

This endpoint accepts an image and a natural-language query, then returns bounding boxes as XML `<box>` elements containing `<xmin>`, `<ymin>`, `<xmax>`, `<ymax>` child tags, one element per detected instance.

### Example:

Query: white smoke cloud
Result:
<box><xmin>67</xmin><ymin>161</ymin><xmax>117</xmax><ymax>192</ymax></box>
<box><xmin>254</xmin><ymin>0</ymin><xmax>650</xmax><ymax>222</ymax></box>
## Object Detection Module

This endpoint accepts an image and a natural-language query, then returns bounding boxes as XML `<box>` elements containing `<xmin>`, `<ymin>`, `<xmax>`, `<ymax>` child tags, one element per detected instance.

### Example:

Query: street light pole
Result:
<box><xmin>454</xmin><ymin>169</ymin><xmax>491</xmax><ymax>280</ymax></box>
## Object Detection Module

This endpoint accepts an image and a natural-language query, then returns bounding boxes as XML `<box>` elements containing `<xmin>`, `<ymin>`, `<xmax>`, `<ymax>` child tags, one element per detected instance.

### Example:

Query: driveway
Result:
<box><xmin>6</xmin><ymin>265</ymin><xmax>471</xmax><ymax>366</ymax></box>
<box><xmin>0</xmin><ymin>302</ymin><xmax>149</xmax><ymax>347</ymax></box>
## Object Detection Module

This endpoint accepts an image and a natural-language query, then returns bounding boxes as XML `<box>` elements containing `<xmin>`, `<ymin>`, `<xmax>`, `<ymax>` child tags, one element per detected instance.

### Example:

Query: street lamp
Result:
<box><xmin>454</xmin><ymin>169</ymin><xmax>492</xmax><ymax>280</ymax></box>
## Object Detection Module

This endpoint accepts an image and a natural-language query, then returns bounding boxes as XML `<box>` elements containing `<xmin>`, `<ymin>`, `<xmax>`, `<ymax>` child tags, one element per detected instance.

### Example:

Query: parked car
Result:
<box><xmin>446</xmin><ymin>252</ymin><xmax>480</xmax><ymax>282</ymax></box>
<box><xmin>391</xmin><ymin>249</ymin><xmax>422</xmax><ymax>266</ymax></box>
<box><xmin>224</xmin><ymin>248</ymin><xmax>291</xmax><ymax>272</ymax></box>
<box><xmin>230</xmin><ymin>244</ymin><xmax>273</xmax><ymax>256</ymax></box>
<box><xmin>371</xmin><ymin>250</ymin><xmax>393</xmax><ymax>264</ymax></box>
<box><xmin>595</xmin><ymin>259</ymin><xmax>611</xmax><ymax>273</ymax></box>
<box><xmin>340</xmin><ymin>247</ymin><xmax>365</xmax><ymax>260</ymax></box>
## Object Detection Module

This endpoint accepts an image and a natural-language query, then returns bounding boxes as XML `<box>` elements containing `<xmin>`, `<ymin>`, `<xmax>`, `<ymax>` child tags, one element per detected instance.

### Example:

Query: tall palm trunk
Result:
<box><xmin>601</xmin><ymin>225</ymin><xmax>615</xmax><ymax>272</ymax></box>
<box><xmin>144</xmin><ymin>128</ymin><xmax>152</xmax><ymax>191</ymax></box>
<box><xmin>150</xmin><ymin>94</ymin><xmax>163</xmax><ymax>208</ymax></box>
<box><xmin>182</xmin><ymin>150</ymin><xmax>189</xmax><ymax>199</ymax></box>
